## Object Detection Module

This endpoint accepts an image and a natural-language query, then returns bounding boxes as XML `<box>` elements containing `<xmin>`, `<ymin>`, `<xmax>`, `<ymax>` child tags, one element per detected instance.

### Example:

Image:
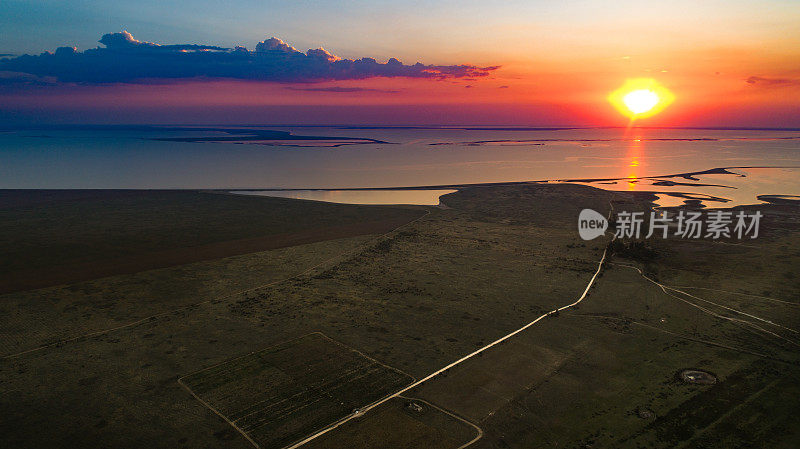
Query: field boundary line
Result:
<box><xmin>177</xmin><ymin>331</ymin><xmax>323</xmax><ymax>380</ymax></box>
<box><xmin>316</xmin><ymin>332</ymin><xmax>417</xmax><ymax>382</ymax></box>
<box><xmin>177</xmin><ymin>377</ymin><xmax>261</xmax><ymax>448</ymax></box>
<box><xmin>2</xmin><ymin>210</ymin><xmax>431</xmax><ymax>359</ymax></box>
<box><xmin>396</xmin><ymin>395</ymin><xmax>483</xmax><ymax>449</ymax></box>
<box><xmin>610</xmin><ymin>262</ymin><xmax>800</xmax><ymax>347</ymax></box>
<box><xmin>664</xmin><ymin>286</ymin><xmax>799</xmax><ymax>306</ymax></box>
<box><xmin>283</xmin><ymin>201</ymin><xmax>617</xmax><ymax>449</ymax></box>
<box><xmin>177</xmin><ymin>331</ymin><xmax>418</xmax><ymax>449</ymax></box>
<box><xmin>671</xmin><ymin>378</ymin><xmax>780</xmax><ymax>449</ymax></box>
<box><xmin>564</xmin><ymin>313</ymin><xmax>790</xmax><ymax>362</ymax></box>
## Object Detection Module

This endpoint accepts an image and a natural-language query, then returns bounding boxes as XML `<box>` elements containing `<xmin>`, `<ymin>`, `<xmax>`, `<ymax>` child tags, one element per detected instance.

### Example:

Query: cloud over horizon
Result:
<box><xmin>285</xmin><ymin>86</ymin><xmax>401</xmax><ymax>93</ymax></box>
<box><xmin>0</xmin><ymin>31</ymin><xmax>497</xmax><ymax>85</ymax></box>
<box><xmin>745</xmin><ymin>76</ymin><xmax>799</xmax><ymax>88</ymax></box>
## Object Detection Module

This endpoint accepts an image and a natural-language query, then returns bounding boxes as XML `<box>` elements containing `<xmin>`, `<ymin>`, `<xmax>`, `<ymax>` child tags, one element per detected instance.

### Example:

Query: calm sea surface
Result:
<box><xmin>2</xmin><ymin>126</ymin><xmax>799</xmax><ymax>206</ymax></box>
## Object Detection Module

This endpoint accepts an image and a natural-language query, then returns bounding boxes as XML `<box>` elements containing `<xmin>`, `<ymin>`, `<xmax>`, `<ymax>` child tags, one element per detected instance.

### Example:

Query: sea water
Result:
<box><xmin>1</xmin><ymin>126</ymin><xmax>799</xmax><ymax>207</ymax></box>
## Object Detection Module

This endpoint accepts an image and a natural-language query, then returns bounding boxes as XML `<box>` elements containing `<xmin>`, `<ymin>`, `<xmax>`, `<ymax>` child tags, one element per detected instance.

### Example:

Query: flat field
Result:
<box><xmin>0</xmin><ymin>189</ymin><xmax>423</xmax><ymax>293</ymax></box>
<box><xmin>180</xmin><ymin>333</ymin><xmax>412</xmax><ymax>448</ymax></box>
<box><xmin>1</xmin><ymin>184</ymin><xmax>798</xmax><ymax>448</ymax></box>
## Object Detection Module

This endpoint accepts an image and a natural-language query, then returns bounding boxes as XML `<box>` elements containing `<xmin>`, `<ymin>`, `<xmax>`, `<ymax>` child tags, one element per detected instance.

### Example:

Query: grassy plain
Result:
<box><xmin>0</xmin><ymin>184</ymin><xmax>798</xmax><ymax>448</ymax></box>
<box><xmin>180</xmin><ymin>333</ymin><xmax>413</xmax><ymax>448</ymax></box>
<box><xmin>305</xmin><ymin>397</ymin><xmax>480</xmax><ymax>449</ymax></box>
<box><xmin>403</xmin><ymin>194</ymin><xmax>800</xmax><ymax>449</ymax></box>
<box><xmin>0</xmin><ymin>189</ymin><xmax>422</xmax><ymax>293</ymax></box>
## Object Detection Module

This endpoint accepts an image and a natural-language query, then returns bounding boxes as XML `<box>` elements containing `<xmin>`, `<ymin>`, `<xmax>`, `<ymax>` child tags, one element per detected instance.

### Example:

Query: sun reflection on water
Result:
<box><xmin>626</xmin><ymin>134</ymin><xmax>643</xmax><ymax>190</ymax></box>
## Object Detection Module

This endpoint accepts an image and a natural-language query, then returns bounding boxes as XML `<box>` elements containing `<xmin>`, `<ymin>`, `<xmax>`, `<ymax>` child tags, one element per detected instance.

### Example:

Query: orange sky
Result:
<box><xmin>1</xmin><ymin>0</ymin><xmax>798</xmax><ymax>126</ymax></box>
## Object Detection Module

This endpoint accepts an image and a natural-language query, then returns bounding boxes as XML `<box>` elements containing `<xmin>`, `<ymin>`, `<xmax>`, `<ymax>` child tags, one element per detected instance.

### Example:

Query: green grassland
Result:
<box><xmin>0</xmin><ymin>185</ymin><xmax>798</xmax><ymax>448</ymax></box>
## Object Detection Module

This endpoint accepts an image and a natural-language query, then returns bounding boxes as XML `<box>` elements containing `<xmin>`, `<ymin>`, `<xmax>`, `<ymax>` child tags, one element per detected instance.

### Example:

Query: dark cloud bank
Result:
<box><xmin>0</xmin><ymin>31</ymin><xmax>497</xmax><ymax>85</ymax></box>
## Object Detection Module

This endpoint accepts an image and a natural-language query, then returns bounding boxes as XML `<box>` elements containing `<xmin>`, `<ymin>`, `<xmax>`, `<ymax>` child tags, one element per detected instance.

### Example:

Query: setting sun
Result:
<box><xmin>623</xmin><ymin>89</ymin><xmax>659</xmax><ymax>114</ymax></box>
<box><xmin>609</xmin><ymin>78</ymin><xmax>675</xmax><ymax>120</ymax></box>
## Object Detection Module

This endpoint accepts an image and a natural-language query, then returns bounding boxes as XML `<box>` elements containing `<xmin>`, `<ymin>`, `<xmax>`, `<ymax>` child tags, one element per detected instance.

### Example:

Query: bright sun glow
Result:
<box><xmin>623</xmin><ymin>89</ymin><xmax>659</xmax><ymax>114</ymax></box>
<box><xmin>608</xmin><ymin>78</ymin><xmax>675</xmax><ymax>120</ymax></box>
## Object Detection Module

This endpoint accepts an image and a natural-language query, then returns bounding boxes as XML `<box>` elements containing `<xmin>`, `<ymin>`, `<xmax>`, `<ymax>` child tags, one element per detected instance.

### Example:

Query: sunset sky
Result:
<box><xmin>1</xmin><ymin>0</ymin><xmax>798</xmax><ymax>126</ymax></box>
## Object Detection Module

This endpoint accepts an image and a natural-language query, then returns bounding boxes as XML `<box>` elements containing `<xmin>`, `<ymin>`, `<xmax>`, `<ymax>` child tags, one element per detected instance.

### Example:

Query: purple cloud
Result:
<box><xmin>745</xmin><ymin>76</ymin><xmax>799</xmax><ymax>87</ymax></box>
<box><xmin>0</xmin><ymin>70</ymin><xmax>57</xmax><ymax>86</ymax></box>
<box><xmin>0</xmin><ymin>31</ymin><xmax>498</xmax><ymax>85</ymax></box>
<box><xmin>285</xmin><ymin>86</ymin><xmax>400</xmax><ymax>93</ymax></box>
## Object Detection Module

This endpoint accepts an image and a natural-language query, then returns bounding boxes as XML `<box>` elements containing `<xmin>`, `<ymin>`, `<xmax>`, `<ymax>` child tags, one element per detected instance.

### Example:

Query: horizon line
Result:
<box><xmin>2</xmin><ymin>124</ymin><xmax>800</xmax><ymax>132</ymax></box>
